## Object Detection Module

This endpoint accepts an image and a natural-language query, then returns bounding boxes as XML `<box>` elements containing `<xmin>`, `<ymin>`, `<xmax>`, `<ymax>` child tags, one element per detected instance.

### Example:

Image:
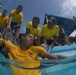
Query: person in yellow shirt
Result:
<box><xmin>0</xmin><ymin>10</ymin><xmax>9</xmax><ymax>33</ymax></box>
<box><xmin>0</xmin><ymin>33</ymin><xmax>67</xmax><ymax>75</ymax></box>
<box><xmin>8</xmin><ymin>5</ymin><xmax>23</xmax><ymax>39</ymax></box>
<box><xmin>41</xmin><ymin>17</ymin><xmax>59</xmax><ymax>48</ymax></box>
<box><xmin>49</xmin><ymin>17</ymin><xmax>70</xmax><ymax>46</ymax></box>
<box><xmin>26</xmin><ymin>16</ymin><xmax>41</xmax><ymax>46</ymax></box>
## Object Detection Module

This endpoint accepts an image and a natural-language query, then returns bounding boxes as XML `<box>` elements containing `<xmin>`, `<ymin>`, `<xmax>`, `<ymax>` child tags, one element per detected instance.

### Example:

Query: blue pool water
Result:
<box><xmin>1</xmin><ymin>44</ymin><xmax>76</xmax><ymax>75</ymax></box>
<box><xmin>0</xmin><ymin>53</ymin><xmax>13</xmax><ymax>75</ymax></box>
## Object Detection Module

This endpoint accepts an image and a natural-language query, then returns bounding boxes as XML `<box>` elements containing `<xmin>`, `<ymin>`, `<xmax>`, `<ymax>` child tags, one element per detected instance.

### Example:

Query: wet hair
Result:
<box><xmin>49</xmin><ymin>17</ymin><xmax>57</xmax><ymax>24</ymax></box>
<box><xmin>33</xmin><ymin>16</ymin><xmax>40</xmax><ymax>22</ymax></box>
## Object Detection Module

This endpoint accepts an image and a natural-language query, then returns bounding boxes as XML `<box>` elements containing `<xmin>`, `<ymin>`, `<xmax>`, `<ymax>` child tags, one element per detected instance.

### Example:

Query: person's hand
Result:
<box><xmin>40</xmin><ymin>43</ymin><xmax>46</xmax><ymax>49</ymax></box>
<box><xmin>7</xmin><ymin>25</ymin><xmax>11</xmax><ymax>29</ymax></box>
<box><xmin>6</xmin><ymin>26</ymin><xmax>11</xmax><ymax>32</ymax></box>
<box><xmin>50</xmin><ymin>44</ymin><xmax>54</xmax><ymax>49</ymax></box>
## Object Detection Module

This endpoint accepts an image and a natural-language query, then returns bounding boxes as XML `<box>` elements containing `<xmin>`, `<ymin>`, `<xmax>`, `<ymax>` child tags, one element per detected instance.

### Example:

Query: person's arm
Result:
<box><xmin>37</xmin><ymin>46</ymin><xmax>67</xmax><ymax>60</ymax></box>
<box><xmin>50</xmin><ymin>36</ymin><xmax>58</xmax><ymax>48</ymax></box>
<box><xmin>17</xmin><ymin>14</ymin><xmax>23</xmax><ymax>27</ymax></box>
<box><xmin>38</xmin><ymin>47</ymin><xmax>67</xmax><ymax>59</ymax></box>
<box><xmin>60</xmin><ymin>26</ymin><xmax>65</xmax><ymax>33</ymax></box>
<box><xmin>26</xmin><ymin>21</ymin><xmax>31</xmax><ymax>34</ymax></box>
<box><xmin>36</xmin><ymin>36</ymin><xmax>41</xmax><ymax>46</ymax></box>
<box><xmin>50</xmin><ymin>25</ymin><xmax>59</xmax><ymax>48</ymax></box>
<box><xmin>41</xmin><ymin>25</ymin><xmax>46</xmax><ymax>42</ymax></box>
<box><xmin>26</xmin><ymin>28</ymin><xmax>30</xmax><ymax>34</ymax></box>
<box><xmin>8</xmin><ymin>13</ymin><xmax>12</xmax><ymax>27</ymax></box>
<box><xmin>43</xmin><ymin>52</ymin><xmax>67</xmax><ymax>59</ymax></box>
<box><xmin>60</xmin><ymin>26</ymin><xmax>70</xmax><ymax>45</ymax></box>
<box><xmin>5</xmin><ymin>17</ymin><xmax>9</xmax><ymax>28</ymax></box>
<box><xmin>61</xmin><ymin>27</ymin><xmax>70</xmax><ymax>45</ymax></box>
<box><xmin>16</xmin><ymin>21</ymin><xmax>22</xmax><ymax>27</ymax></box>
<box><xmin>64</xmin><ymin>34</ymin><xmax>70</xmax><ymax>45</ymax></box>
<box><xmin>36</xmin><ymin>28</ymin><xmax>42</xmax><ymax>46</ymax></box>
<box><xmin>41</xmin><ymin>25</ymin><xmax>47</xmax><ymax>48</ymax></box>
<box><xmin>0</xmin><ymin>38</ymin><xmax>15</xmax><ymax>49</ymax></box>
<box><xmin>42</xmin><ymin>36</ymin><xmax>47</xmax><ymax>44</ymax></box>
<box><xmin>40</xmin><ymin>36</ymin><xmax>47</xmax><ymax>48</ymax></box>
<box><xmin>16</xmin><ymin>13</ymin><xmax>23</xmax><ymax>27</ymax></box>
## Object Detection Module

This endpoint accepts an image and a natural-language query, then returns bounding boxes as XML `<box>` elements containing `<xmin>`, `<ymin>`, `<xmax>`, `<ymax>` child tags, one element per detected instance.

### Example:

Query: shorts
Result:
<box><xmin>11</xmin><ymin>22</ymin><xmax>18</xmax><ymax>27</ymax></box>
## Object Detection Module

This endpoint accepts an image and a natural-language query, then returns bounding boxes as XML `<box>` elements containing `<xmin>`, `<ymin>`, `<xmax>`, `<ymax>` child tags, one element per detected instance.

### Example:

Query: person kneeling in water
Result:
<box><xmin>0</xmin><ymin>34</ymin><xmax>68</xmax><ymax>75</ymax></box>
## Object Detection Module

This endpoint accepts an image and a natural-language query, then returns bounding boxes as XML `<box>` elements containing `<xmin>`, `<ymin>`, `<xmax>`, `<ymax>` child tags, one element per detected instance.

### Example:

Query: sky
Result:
<box><xmin>0</xmin><ymin>0</ymin><xmax>76</xmax><ymax>33</ymax></box>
